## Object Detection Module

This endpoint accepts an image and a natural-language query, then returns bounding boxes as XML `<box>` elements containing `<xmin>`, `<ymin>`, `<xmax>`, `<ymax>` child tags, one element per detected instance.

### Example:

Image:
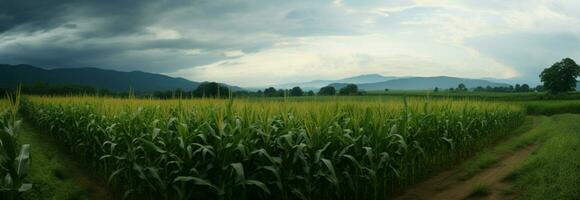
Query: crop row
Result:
<box><xmin>1</xmin><ymin>91</ymin><xmax>31</xmax><ymax>200</ymax></box>
<box><xmin>21</xmin><ymin>97</ymin><xmax>525</xmax><ymax>199</ymax></box>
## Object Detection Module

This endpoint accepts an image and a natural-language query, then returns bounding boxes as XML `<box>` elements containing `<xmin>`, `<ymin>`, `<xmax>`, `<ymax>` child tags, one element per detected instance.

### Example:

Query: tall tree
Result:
<box><xmin>193</xmin><ymin>82</ymin><xmax>229</xmax><ymax>98</ymax></box>
<box><xmin>263</xmin><ymin>87</ymin><xmax>277</xmax><ymax>97</ymax></box>
<box><xmin>457</xmin><ymin>83</ymin><xmax>467</xmax><ymax>92</ymax></box>
<box><xmin>290</xmin><ymin>86</ymin><xmax>304</xmax><ymax>96</ymax></box>
<box><xmin>339</xmin><ymin>84</ymin><xmax>359</xmax><ymax>95</ymax></box>
<box><xmin>520</xmin><ymin>84</ymin><xmax>530</xmax><ymax>92</ymax></box>
<box><xmin>318</xmin><ymin>86</ymin><xmax>336</xmax><ymax>96</ymax></box>
<box><xmin>540</xmin><ymin>58</ymin><xmax>580</xmax><ymax>94</ymax></box>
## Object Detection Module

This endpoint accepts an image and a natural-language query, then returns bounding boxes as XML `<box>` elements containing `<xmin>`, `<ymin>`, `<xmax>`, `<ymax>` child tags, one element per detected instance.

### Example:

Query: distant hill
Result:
<box><xmin>271</xmin><ymin>74</ymin><xmax>398</xmax><ymax>91</ymax></box>
<box><xmin>0</xmin><ymin>64</ymin><xmax>242</xmax><ymax>92</ymax></box>
<box><xmin>338</xmin><ymin>74</ymin><xmax>399</xmax><ymax>84</ymax></box>
<box><xmin>331</xmin><ymin>76</ymin><xmax>510</xmax><ymax>91</ymax></box>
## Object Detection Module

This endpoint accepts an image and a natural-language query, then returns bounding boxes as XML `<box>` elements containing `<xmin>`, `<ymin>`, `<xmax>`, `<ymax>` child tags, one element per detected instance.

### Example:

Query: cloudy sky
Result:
<box><xmin>1</xmin><ymin>0</ymin><xmax>580</xmax><ymax>87</ymax></box>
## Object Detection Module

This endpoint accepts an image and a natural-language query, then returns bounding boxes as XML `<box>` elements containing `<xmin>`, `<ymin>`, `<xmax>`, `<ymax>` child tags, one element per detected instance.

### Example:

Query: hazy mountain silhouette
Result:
<box><xmin>271</xmin><ymin>74</ymin><xmax>398</xmax><ymax>91</ymax></box>
<box><xmin>0</xmin><ymin>64</ymin><xmax>241</xmax><ymax>92</ymax></box>
<box><xmin>329</xmin><ymin>76</ymin><xmax>510</xmax><ymax>91</ymax></box>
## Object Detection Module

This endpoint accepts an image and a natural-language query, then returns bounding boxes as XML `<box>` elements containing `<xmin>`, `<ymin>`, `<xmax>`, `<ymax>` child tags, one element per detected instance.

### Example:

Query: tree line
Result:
<box><xmin>433</xmin><ymin>83</ymin><xmax>538</xmax><ymax>93</ymax></box>
<box><xmin>257</xmin><ymin>84</ymin><xmax>361</xmax><ymax>97</ymax></box>
<box><xmin>0</xmin><ymin>82</ymin><xmax>236</xmax><ymax>99</ymax></box>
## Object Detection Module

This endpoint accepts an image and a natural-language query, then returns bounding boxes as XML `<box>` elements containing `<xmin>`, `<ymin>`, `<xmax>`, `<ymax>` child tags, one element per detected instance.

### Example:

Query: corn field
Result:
<box><xmin>1</xmin><ymin>90</ymin><xmax>32</xmax><ymax>200</ymax></box>
<box><xmin>21</xmin><ymin>96</ymin><xmax>525</xmax><ymax>200</ymax></box>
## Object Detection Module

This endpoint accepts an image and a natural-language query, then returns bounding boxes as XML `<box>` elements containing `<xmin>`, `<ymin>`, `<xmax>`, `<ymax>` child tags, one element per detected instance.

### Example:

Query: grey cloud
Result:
<box><xmin>0</xmin><ymin>0</ymin><xmax>72</xmax><ymax>33</ymax></box>
<box><xmin>0</xmin><ymin>0</ymin><xmax>362</xmax><ymax>74</ymax></box>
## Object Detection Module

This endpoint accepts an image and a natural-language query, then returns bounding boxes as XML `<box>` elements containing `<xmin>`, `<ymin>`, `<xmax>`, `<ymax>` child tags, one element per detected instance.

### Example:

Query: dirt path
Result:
<box><xmin>394</xmin><ymin>144</ymin><xmax>538</xmax><ymax>200</ymax></box>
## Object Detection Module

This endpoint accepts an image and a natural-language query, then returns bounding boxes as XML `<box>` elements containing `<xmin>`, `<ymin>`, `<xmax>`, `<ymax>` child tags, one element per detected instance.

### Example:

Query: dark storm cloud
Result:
<box><xmin>0</xmin><ymin>0</ymin><xmax>360</xmax><ymax>73</ymax></box>
<box><xmin>0</xmin><ymin>0</ymin><xmax>207</xmax><ymax>72</ymax></box>
<box><xmin>0</xmin><ymin>0</ymin><xmax>71</xmax><ymax>33</ymax></box>
<box><xmin>0</xmin><ymin>0</ymin><xmax>184</xmax><ymax>36</ymax></box>
<box><xmin>0</xmin><ymin>36</ymin><xmax>231</xmax><ymax>72</ymax></box>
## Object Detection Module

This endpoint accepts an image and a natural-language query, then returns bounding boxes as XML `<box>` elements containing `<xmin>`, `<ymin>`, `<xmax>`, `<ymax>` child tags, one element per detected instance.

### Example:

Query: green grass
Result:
<box><xmin>509</xmin><ymin>114</ymin><xmax>580</xmax><ymax>200</ymax></box>
<box><xmin>520</xmin><ymin>100</ymin><xmax>580</xmax><ymax>115</ymax></box>
<box><xmin>368</xmin><ymin>90</ymin><xmax>580</xmax><ymax>101</ymax></box>
<box><xmin>17</xmin><ymin>122</ymin><xmax>90</xmax><ymax>200</ymax></box>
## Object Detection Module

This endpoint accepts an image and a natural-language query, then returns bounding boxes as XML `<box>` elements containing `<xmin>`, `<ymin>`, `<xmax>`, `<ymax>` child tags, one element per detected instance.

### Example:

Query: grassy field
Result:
<box><xmin>20</xmin><ymin>96</ymin><xmax>524</xmax><ymax>199</ymax></box>
<box><xmin>508</xmin><ymin>114</ymin><xmax>580</xmax><ymax>199</ymax></box>
<box><xmin>520</xmin><ymin>100</ymin><xmax>580</xmax><ymax>115</ymax></box>
<box><xmin>367</xmin><ymin>90</ymin><xmax>580</xmax><ymax>101</ymax></box>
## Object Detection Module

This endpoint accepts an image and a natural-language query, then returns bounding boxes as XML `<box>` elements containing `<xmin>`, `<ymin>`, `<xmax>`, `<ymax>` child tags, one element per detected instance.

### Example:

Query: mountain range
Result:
<box><xmin>330</xmin><ymin>76</ymin><xmax>510</xmax><ymax>91</ymax></box>
<box><xmin>270</xmin><ymin>74</ymin><xmax>511</xmax><ymax>91</ymax></box>
<box><xmin>0</xmin><ymin>64</ymin><xmax>241</xmax><ymax>92</ymax></box>
<box><xmin>271</xmin><ymin>74</ymin><xmax>399</xmax><ymax>91</ymax></box>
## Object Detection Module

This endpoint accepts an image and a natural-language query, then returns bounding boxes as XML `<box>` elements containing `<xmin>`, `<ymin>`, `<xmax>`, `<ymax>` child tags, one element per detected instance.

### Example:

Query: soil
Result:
<box><xmin>394</xmin><ymin>145</ymin><xmax>538</xmax><ymax>200</ymax></box>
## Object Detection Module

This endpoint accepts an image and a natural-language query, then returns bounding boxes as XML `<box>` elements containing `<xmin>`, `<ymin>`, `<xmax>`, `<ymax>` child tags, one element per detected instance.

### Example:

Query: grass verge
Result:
<box><xmin>509</xmin><ymin>114</ymin><xmax>580</xmax><ymax>200</ymax></box>
<box><xmin>17</xmin><ymin>122</ymin><xmax>91</xmax><ymax>200</ymax></box>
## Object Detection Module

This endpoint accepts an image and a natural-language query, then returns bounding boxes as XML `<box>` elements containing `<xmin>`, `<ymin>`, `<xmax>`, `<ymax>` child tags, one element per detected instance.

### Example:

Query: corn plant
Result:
<box><xmin>21</xmin><ymin>96</ymin><xmax>524</xmax><ymax>200</ymax></box>
<box><xmin>0</xmin><ymin>88</ymin><xmax>32</xmax><ymax>200</ymax></box>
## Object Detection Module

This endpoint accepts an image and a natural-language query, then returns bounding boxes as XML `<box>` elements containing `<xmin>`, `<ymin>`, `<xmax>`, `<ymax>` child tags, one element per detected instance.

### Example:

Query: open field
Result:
<box><xmin>366</xmin><ymin>91</ymin><xmax>580</xmax><ymax>101</ymax></box>
<box><xmin>519</xmin><ymin>100</ymin><xmax>580</xmax><ymax>115</ymax></box>
<box><xmin>20</xmin><ymin>96</ymin><xmax>524</xmax><ymax>199</ymax></box>
<box><xmin>509</xmin><ymin>114</ymin><xmax>580</xmax><ymax>199</ymax></box>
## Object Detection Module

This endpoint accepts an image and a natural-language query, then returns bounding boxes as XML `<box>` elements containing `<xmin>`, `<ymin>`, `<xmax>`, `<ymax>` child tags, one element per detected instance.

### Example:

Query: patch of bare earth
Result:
<box><xmin>394</xmin><ymin>144</ymin><xmax>538</xmax><ymax>200</ymax></box>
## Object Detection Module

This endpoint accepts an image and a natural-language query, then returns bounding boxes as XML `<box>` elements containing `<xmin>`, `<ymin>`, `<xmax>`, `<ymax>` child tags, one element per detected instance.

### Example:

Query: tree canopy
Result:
<box><xmin>192</xmin><ymin>82</ymin><xmax>230</xmax><ymax>98</ymax></box>
<box><xmin>456</xmin><ymin>83</ymin><xmax>467</xmax><ymax>92</ymax></box>
<box><xmin>339</xmin><ymin>84</ymin><xmax>359</xmax><ymax>95</ymax></box>
<box><xmin>318</xmin><ymin>86</ymin><xmax>336</xmax><ymax>96</ymax></box>
<box><xmin>290</xmin><ymin>86</ymin><xmax>304</xmax><ymax>96</ymax></box>
<box><xmin>540</xmin><ymin>58</ymin><xmax>580</xmax><ymax>94</ymax></box>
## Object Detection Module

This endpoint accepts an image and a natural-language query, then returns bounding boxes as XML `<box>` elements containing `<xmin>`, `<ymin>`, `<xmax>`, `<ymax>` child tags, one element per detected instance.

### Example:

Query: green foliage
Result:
<box><xmin>290</xmin><ymin>87</ymin><xmax>304</xmax><ymax>96</ymax></box>
<box><xmin>510</xmin><ymin>114</ymin><xmax>580</xmax><ymax>200</ymax></box>
<box><xmin>318</xmin><ymin>86</ymin><xmax>336</xmax><ymax>96</ymax></box>
<box><xmin>521</xmin><ymin>100</ymin><xmax>580</xmax><ymax>115</ymax></box>
<box><xmin>193</xmin><ymin>82</ymin><xmax>230</xmax><ymax>98</ymax></box>
<box><xmin>540</xmin><ymin>58</ymin><xmax>580</xmax><ymax>94</ymax></box>
<box><xmin>16</xmin><ymin>122</ymin><xmax>93</xmax><ymax>200</ymax></box>
<box><xmin>339</xmin><ymin>84</ymin><xmax>358</xmax><ymax>95</ymax></box>
<box><xmin>1</xmin><ymin>88</ymin><xmax>32</xmax><ymax>200</ymax></box>
<box><xmin>19</xmin><ymin>96</ymin><xmax>525</xmax><ymax>200</ymax></box>
<box><xmin>263</xmin><ymin>87</ymin><xmax>278</xmax><ymax>97</ymax></box>
<box><xmin>457</xmin><ymin>83</ymin><xmax>467</xmax><ymax>92</ymax></box>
